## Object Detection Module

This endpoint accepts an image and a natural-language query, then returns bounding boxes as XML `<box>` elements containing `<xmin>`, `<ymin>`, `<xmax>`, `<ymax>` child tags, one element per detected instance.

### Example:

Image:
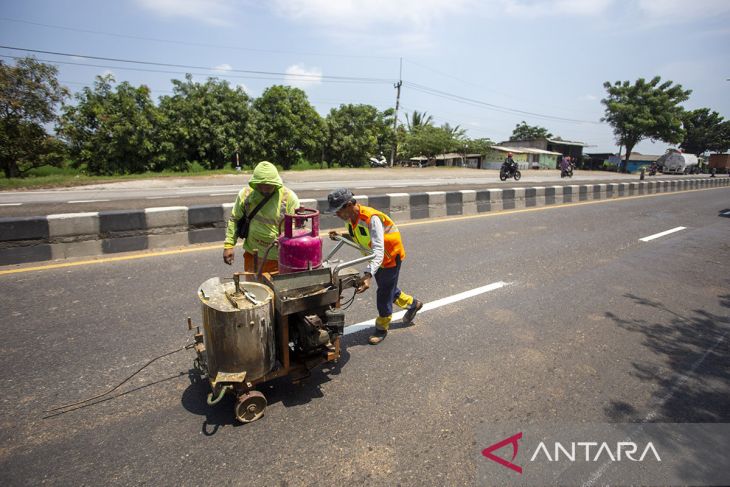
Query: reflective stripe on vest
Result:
<box><xmin>346</xmin><ymin>205</ymin><xmax>405</xmax><ymax>268</ymax></box>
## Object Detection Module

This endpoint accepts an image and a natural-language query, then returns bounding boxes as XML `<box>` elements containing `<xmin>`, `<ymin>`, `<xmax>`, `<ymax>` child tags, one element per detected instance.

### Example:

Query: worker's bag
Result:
<box><xmin>236</xmin><ymin>191</ymin><xmax>275</xmax><ymax>240</ymax></box>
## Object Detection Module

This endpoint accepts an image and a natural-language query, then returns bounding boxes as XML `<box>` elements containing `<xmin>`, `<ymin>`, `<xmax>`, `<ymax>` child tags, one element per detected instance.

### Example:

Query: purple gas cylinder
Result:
<box><xmin>277</xmin><ymin>208</ymin><xmax>322</xmax><ymax>274</ymax></box>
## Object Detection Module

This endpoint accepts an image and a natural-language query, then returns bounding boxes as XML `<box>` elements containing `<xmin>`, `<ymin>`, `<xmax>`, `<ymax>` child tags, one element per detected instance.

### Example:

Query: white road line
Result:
<box><xmin>0</xmin><ymin>203</ymin><xmax>22</xmax><ymax>206</ymax></box>
<box><xmin>67</xmin><ymin>199</ymin><xmax>111</xmax><ymax>204</ymax></box>
<box><xmin>355</xmin><ymin>186</ymin><xmax>375</xmax><ymax>189</ymax></box>
<box><xmin>344</xmin><ymin>281</ymin><xmax>509</xmax><ymax>335</ymax></box>
<box><xmin>209</xmin><ymin>192</ymin><xmax>238</xmax><ymax>196</ymax></box>
<box><xmin>639</xmin><ymin>226</ymin><xmax>686</xmax><ymax>242</ymax></box>
<box><xmin>146</xmin><ymin>196</ymin><xmax>177</xmax><ymax>200</ymax></box>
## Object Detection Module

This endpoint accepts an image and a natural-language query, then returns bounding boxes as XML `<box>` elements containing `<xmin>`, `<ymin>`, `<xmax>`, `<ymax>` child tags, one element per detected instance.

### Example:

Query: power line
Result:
<box><xmin>404</xmin><ymin>81</ymin><xmax>604</xmax><ymax>125</ymax></box>
<box><xmin>0</xmin><ymin>54</ymin><xmax>386</xmax><ymax>86</ymax></box>
<box><xmin>0</xmin><ymin>17</ymin><xmax>398</xmax><ymax>61</ymax></box>
<box><xmin>0</xmin><ymin>45</ymin><xmax>396</xmax><ymax>84</ymax></box>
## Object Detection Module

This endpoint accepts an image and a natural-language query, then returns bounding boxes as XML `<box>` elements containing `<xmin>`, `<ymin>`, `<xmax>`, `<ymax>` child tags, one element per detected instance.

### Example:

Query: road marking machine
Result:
<box><xmin>187</xmin><ymin>208</ymin><xmax>373</xmax><ymax>423</ymax></box>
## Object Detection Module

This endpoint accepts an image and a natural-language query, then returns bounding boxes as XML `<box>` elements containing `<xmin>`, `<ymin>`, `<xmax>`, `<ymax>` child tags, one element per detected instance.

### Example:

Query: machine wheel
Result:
<box><xmin>235</xmin><ymin>390</ymin><xmax>267</xmax><ymax>423</ymax></box>
<box><xmin>499</xmin><ymin>169</ymin><xmax>508</xmax><ymax>181</ymax></box>
<box><xmin>514</xmin><ymin>170</ymin><xmax>521</xmax><ymax>181</ymax></box>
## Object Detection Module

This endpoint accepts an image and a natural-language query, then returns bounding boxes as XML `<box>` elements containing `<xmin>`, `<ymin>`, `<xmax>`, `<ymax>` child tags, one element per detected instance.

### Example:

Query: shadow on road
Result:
<box><xmin>180</xmin><ymin>347</ymin><xmax>352</xmax><ymax>435</ymax></box>
<box><xmin>603</xmin><ymin>292</ymin><xmax>730</xmax><ymax>423</ymax></box>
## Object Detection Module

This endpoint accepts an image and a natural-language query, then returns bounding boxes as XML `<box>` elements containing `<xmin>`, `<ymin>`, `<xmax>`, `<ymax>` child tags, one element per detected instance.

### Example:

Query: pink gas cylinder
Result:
<box><xmin>277</xmin><ymin>208</ymin><xmax>322</xmax><ymax>274</ymax></box>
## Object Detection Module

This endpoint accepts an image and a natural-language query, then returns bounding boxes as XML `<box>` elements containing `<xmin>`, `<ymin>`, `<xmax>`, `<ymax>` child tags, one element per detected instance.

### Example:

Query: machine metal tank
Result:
<box><xmin>197</xmin><ymin>277</ymin><xmax>275</xmax><ymax>381</ymax></box>
<box><xmin>277</xmin><ymin>208</ymin><xmax>322</xmax><ymax>274</ymax></box>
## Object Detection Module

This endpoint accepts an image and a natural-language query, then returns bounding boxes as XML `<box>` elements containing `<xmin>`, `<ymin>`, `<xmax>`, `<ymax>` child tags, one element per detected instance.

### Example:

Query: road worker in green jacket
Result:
<box><xmin>223</xmin><ymin>161</ymin><xmax>300</xmax><ymax>273</ymax></box>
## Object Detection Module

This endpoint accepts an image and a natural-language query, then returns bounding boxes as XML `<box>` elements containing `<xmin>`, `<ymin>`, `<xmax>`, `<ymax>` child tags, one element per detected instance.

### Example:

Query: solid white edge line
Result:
<box><xmin>67</xmin><ymin>199</ymin><xmax>111</xmax><ymax>204</ymax></box>
<box><xmin>343</xmin><ymin>281</ymin><xmax>509</xmax><ymax>336</ymax></box>
<box><xmin>639</xmin><ymin>226</ymin><xmax>687</xmax><ymax>242</ymax></box>
<box><xmin>0</xmin><ymin>203</ymin><xmax>22</xmax><ymax>206</ymax></box>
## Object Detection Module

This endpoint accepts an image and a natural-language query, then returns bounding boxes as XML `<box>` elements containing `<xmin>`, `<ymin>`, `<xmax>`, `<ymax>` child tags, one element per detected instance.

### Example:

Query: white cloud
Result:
<box><xmin>213</xmin><ymin>63</ymin><xmax>233</xmax><ymax>73</ymax></box>
<box><xmin>500</xmin><ymin>0</ymin><xmax>613</xmax><ymax>18</ymax></box>
<box><xmin>134</xmin><ymin>0</ymin><xmax>237</xmax><ymax>25</ymax></box>
<box><xmin>579</xmin><ymin>94</ymin><xmax>598</xmax><ymax>101</ymax></box>
<box><xmin>272</xmin><ymin>0</ymin><xmax>473</xmax><ymax>28</ymax></box>
<box><xmin>637</xmin><ymin>0</ymin><xmax>730</xmax><ymax>22</ymax></box>
<box><xmin>271</xmin><ymin>0</ymin><xmax>473</xmax><ymax>49</ymax></box>
<box><xmin>285</xmin><ymin>64</ymin><xmax>323</xmax><ymax>87</ymax></box>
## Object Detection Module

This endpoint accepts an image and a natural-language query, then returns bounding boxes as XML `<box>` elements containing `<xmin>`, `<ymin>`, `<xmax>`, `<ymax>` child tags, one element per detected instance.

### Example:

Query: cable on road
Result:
<box><xmin>45</xmin><ymin>338</ymin><xmax>195</xmax><ymax>413</ymax></box>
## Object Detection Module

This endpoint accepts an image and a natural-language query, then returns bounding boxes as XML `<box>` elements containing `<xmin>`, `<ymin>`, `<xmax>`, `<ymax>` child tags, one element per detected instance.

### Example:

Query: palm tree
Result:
<box><xmin>406</xmin><ymin>110</ymin><xmax>434</xmax><ymax>131</ymax></box>
<box><xmin>441</xmin><ymin>122</ymin><xmax>466</xmax><ymax>140</ymax></box>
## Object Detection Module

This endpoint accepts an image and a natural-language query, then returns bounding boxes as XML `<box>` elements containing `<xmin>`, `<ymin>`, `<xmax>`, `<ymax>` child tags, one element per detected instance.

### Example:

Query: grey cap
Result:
<box><xmin>326</xmin><ymin>188</ymin><xmax>355</xmax><ymax>213</ymax></box>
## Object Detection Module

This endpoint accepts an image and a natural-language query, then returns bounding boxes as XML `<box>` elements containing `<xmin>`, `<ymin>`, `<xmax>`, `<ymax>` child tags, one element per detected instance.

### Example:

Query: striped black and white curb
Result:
<box><xmin>0</xmin><ymin>177</ymin><xmax>728</xmax><ymax>266</ymax></box>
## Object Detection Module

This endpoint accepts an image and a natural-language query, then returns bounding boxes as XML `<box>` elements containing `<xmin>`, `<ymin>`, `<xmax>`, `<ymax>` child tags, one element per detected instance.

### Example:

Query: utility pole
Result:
<box><xmin>389</xmin><ymin>57</ymin><xmax>402</xmax><ymax>167</ymax></box>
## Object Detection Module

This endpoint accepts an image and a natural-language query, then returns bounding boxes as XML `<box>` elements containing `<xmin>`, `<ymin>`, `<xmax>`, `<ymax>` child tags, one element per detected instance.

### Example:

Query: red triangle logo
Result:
<box><xmin>481</xmin><ymin>432</ymin><xmax>523</xmax><ymax>474</ymax></box>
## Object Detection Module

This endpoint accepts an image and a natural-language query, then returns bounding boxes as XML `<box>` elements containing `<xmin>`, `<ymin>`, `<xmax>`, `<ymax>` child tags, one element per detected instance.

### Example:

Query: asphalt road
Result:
<box><xmin>0</xmin><ymin>168</ymin><xmax>720</xmax><ymax>217</ymax></box>
<box><xmin>1</xmin><ymin>186</ymin><xmax>729</xmax><ymax>486</ymax></box>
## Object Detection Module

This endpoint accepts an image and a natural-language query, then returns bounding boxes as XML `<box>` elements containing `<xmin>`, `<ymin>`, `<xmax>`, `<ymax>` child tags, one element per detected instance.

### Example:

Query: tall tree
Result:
<box><xmin>0</xmin><ymin>57</ymin><xmax>69</xmax><ymax>178</ymax></box>
<box><xmin>325</xmin><ymin>104</ymin><xmax>394</xmax><ymax>167</ymax></box>
<box><xmin>252</xmin><ymin>85</ymin><xmax>326</xmax><ymax>169</ymax></box>
<box><xmin>509</xmin><ymin>121</ymin><xmax>553</xmax><ymax>141</ymax></box>
<box><xmin>158</xmin><ymin>74</ymin><xmax>255</xmax><ymax>170</ymax></box>
<box><xmin>602</xmin><ymin>76</ymin><xmax>691</xmax><ymax>171</ymax></box>
<box><xmin>441</xmin><ymin>122</ymin><xmax>466</xmax><ymax>140</ymax></box>
<box><xmin>58</xmin><ymin>74</ymin><xmax>163</xmax><ymax>174</ymax></box>
<box><xmin>405</xmin><ymin>110</ymin><xmax>433</xmax><ymax>131</ymax></box>
<box><xmin>680</xmin><ymin>108</ymin><xmax>730</xmax><ymax>155</ymax></box>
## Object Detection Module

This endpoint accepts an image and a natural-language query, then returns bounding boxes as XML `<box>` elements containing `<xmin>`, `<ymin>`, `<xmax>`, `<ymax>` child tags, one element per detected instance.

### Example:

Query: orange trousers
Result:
<box><xmin>243</xmin><ymin>251</ymin><xmax>278</xmax><ymax>274</ymax></box>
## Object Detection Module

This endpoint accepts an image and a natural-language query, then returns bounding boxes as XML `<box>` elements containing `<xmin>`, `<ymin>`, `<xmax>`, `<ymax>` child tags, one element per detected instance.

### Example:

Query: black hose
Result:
<box><xmin>45</xmin><ymin>341</ymin><xmax>194</xmax><ymax>413</ymax></box>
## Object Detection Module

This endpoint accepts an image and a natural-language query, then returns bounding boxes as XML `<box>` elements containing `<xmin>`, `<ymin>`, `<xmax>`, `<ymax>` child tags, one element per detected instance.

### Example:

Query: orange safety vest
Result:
<box><xmin>347</xmin><ymin>205</ymin><xmax>405</xmax><ymax>268</ymax></box>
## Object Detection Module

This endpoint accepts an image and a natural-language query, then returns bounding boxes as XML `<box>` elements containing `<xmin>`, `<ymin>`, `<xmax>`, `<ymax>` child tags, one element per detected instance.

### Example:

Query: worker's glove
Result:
<box><xmin>223</xmin><ymin>248</ymin><xmax>235</xmax><ymax>265</ymax></box>
<box><xmin>328</xmin><ymin>230</ymin><xmax>340</xmax><ymax>241</ymax></box>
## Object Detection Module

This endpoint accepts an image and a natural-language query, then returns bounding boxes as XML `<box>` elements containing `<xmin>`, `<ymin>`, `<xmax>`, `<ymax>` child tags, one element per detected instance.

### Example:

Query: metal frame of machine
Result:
<box><xmin>187</xmin><ymin>225</ymin><xmax>373</xmax><ymax>423</ymax></box>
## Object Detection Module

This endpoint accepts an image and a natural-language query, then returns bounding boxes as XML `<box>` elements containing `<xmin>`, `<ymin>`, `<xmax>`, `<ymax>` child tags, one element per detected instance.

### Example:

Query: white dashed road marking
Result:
<box><xmin>639</xmin><ymin>226</ymin><xmax>686</xmax><ymax>242</ymax></box>
<box><xmin>344</xmin><ymin>281</ymin><xmax>510</xmax><ymax>335</ymax></box>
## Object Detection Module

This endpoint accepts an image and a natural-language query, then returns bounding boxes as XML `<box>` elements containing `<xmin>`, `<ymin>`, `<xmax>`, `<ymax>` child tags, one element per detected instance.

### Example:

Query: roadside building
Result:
<box><xmin>499</xmin><ymin>137</ymin><xmax>589</xmax><ymax>165</ymax></box>
<box><xmin>608</xmin><ymin>152</ymin><xmax>661</xmax><ymax>173</ymax></box>
<box><xmin>413</xmin><ymin>153</ymin><xmax>485</xmax><ymax>168</ymax></box>
<box><xmin>482</xmin><ymin>145</ymin><xmax>560</xmax><ymax>170</ymax></box>
<box><xmin>585</xmin><ymin>152</ymin><xmax>616</xmax><ymax>170</ymax></box>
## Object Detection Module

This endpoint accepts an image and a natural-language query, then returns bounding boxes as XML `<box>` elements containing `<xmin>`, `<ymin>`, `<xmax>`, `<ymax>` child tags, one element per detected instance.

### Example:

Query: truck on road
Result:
<box><xmin>657</xmin><ymin>150</ymin><xmax>699</xmax><ymax>174</ymax></box>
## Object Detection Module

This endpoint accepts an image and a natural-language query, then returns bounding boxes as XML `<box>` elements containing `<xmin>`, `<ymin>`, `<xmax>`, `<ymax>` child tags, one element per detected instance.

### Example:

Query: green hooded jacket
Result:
<box><xmin>224</xmin><ymin>161</ymin><xmax>299</xmax><ymax>260</ymax></box>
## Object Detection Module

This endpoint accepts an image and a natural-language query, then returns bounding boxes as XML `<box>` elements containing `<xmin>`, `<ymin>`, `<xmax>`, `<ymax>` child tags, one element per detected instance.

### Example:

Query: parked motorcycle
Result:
<box><xmin>499</xmin><ymin>161</ymin><xmax>521</xmax><ymax>181</ymax></box>
<box><xmin>369</xmin><ymin>155</ymin><xmax>388</xmax><ymax>168</ymax></box>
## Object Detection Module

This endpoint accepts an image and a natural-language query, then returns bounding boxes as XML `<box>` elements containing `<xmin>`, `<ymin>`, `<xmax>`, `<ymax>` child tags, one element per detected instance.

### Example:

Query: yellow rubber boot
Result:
<box><xmin>394</xmin><ymin>291</ymin><xmax>414</xmax><ymax>309</ymax></box>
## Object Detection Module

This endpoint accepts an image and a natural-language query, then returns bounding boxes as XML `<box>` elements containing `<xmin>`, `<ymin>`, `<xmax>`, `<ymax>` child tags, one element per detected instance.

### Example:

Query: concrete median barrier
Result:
<box><xmin>1</xmin><ymin>177</ymin><xmax>728</xmax><ymax>266</ymax></box>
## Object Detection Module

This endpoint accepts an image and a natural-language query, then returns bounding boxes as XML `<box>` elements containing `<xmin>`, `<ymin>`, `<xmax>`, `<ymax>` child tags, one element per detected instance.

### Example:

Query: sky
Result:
<box><xmin>1</xmin><ymin>0</ymin><xmax>729</xmax><ymax>154</ymax></box>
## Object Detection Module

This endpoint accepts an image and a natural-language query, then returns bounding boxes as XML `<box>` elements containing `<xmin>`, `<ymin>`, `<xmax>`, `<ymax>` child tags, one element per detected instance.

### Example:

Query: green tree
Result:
<box><xmin>601</xmin><ymin>76</ymin><xmax>691</xmax><ymax>171</ymax></box>
<box><xmin>0</xmin><ymin>57</ymin><xmax>69</xmax><ymax>178</ymax></box>
<box><xmin>158</xmin><ymin>74</ymin><xmax>255</xmax><ymax>170</ymax></box>
<box><xmin>441</xmin><ymin>122</ymin><xmax>466</xmax><ymax>140</ymax></box>
<box><xmin>405</xmin><ymin>110</ymin><xmax>433</xmax><ymax>131</ymax></box>
<box><xmin>402</xmin><ymin>125</ymin><xmax>454</xmax><ymax>159</ymax></box>
<box><xmin>325</xmin><ymin>104</ymin><xmax>394</xmax><ymax>167</ymax></box>
<box><xmin>252</xmin><ymin>85</ymin><xmax>326</xmax><ymax>169</ymax></box>
<box><xmin>680</xmin><ymin>108</ymin><xmax>730</xmax><ymax>155</ymax></box>
<box><xmin>509</xmin><ymin>121</ymin><xmax>553</xmax><ymax>141</ymax></box>
<box><xmin>58</xmin><ymin>74</ymin><xmax>163</xmax><ymax>174</ymax></box>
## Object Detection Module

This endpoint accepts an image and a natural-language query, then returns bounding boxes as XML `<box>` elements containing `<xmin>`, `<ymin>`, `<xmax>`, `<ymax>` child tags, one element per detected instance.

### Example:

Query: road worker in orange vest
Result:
<box><xmin>327</xmin><ymin>188</ymin><xmax>423</xmax><ymax>345</ymax></box>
